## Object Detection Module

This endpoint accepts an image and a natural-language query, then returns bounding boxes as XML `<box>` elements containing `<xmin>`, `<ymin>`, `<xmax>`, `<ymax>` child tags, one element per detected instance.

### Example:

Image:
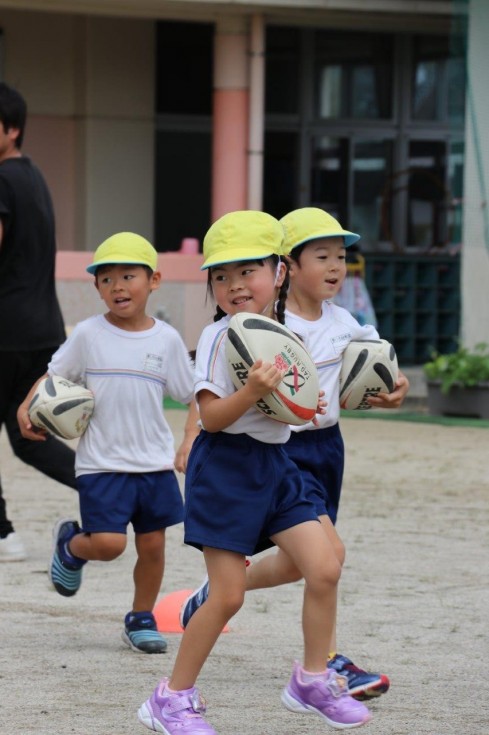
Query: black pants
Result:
<box><xmin>0</xmin><ymin>348</ymin><xmax>76</xmax><ymax>537</ymax></box>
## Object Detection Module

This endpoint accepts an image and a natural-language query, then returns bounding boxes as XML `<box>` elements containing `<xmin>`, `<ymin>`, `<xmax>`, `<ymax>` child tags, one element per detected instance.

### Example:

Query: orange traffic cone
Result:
<box><xmin>153</xmin><ymin>589</ymin><xmax>230</xmax><ymax>633</ymax></box>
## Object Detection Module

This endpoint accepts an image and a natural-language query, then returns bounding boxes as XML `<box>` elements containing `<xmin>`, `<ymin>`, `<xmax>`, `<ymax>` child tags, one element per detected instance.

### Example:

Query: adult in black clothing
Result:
<box><xmin>0</xmin><ymin>82</ymin><xmax>76</xmax><ymax>561</ymax></box>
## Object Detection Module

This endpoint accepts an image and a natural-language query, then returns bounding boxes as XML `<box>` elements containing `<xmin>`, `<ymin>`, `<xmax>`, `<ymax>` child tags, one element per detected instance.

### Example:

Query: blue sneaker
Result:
<box><xmin>180</xmin><ymin>576</ymin><xmax>209</xmax><ymax>629</ymax></box>
<box><xmin>122</xmin><ymin>611</ymin><xmax>168</xmax><ymax>653</ymax></box>
<box><xmin>49</xmin><ymin>518</ymin><xmax>85</xmax><ymax>597</ymax></box>
<box><xmin>328</xmin><ymin>654</ymin><xmax>390</xmax><ymax>701</ymax></box>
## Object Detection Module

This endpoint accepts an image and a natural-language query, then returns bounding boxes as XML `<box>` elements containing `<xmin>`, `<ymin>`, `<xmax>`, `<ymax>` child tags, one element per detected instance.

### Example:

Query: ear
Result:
<box><xmin>275</xmin><ymin>261</ymin><xmax>287</xmax><ymax>288</ymax></box>
<box><xmin>284</xmin><ymin>255</ymin><xmax>297</xmax><ymax>277</ymax></box>
<box><xmin>150</xmin><ymin>270</ymin><xmax>162</xmax><ymax>291</ymax></box>
<box><xmin>93</xmin><ymin>279</ymin><xmax>103</xmax><ymax>299</ymax></box>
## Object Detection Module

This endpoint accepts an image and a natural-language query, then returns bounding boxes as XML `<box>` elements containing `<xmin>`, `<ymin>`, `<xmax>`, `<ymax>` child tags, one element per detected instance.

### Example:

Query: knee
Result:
<box><xmin>91</xmin><ymin>534</ymin><xmax>126</xmax><ymax>561</ymax></box>
<box><xmin>211</xmin><ymin>587</ymin><xmax>245</xmax><ymax>620</ymax></box>
<box><xmin>308</xmin><ymin>558</ymin><xmax>343</xmax><ymax>593</ymax></box>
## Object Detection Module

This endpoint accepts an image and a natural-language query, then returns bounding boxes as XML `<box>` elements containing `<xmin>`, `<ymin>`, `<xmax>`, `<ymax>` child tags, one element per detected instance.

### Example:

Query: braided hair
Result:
<box><xmin>207</xmin><ymin>256</ymin><xmax>289</xmax><ymax>324</ymax></box>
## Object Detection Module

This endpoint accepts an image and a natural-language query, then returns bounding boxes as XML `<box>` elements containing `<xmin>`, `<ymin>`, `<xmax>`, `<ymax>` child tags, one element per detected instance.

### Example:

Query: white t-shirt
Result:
<box><xmin>194</xmin><ymin>315</ymin><xmax>291</xmax><ymax>444</ymax></box>
<box><xmin>48</xmin><ymin>314</ymin><xmax>194</xmax><ymax>476</ymax></box>
<box><xmin>285</xmin><ymin>301</ymin><xmax>379</xmax><ymax>432</ymax></box>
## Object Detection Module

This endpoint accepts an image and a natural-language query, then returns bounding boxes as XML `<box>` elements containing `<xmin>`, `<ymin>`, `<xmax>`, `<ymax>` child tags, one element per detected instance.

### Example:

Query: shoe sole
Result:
<box><xmin>121</xmin><ymin>630</ymin><xmax>167</xmax><ymax>654</ymax></box>
<box><xmin>350</xmin><ymin>677</ymin><xmax>390</xmax><ymax>701</ymax></box>
<box><xmin>179</xmin><ymin>576</ymin><xmax>209</xmax><ymax>629</ymax></box>
<box><xmin>137</xmin><ymin>702</ymin><xmax>171</xmax><ymax>733</ymax></box>
<box><xmin>281</xmin><ymin>688</ymin><xmax>372</xmax><ymax>730</ymax></box>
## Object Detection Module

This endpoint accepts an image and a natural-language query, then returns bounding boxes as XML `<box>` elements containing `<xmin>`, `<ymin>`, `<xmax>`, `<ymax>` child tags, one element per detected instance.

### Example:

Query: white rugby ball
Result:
<box><xmin>225</xmin><ymin>313</ymin><xmax>320</xmax><ymax>426</ymax></box>
<box><xmin>339</xmin><ymin>339</ymin><xmax>399</xmax><ymax>410</ymax></box>
<box><xmin>28</xmin><ymin>375</ymin><xmax>94</xmax><ymax>440</ymax></box>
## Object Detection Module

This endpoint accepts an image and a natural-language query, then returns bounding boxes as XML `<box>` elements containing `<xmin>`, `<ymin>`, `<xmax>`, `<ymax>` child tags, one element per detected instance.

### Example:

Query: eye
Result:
<box><xmin>212</xmin><ymin>273</ymin><xmax>226</xmax><ymax>282</ymax></box>
<box><xmin>241</xmin><ymin>268</ymin><xmax>254</xmax><ymax>276</ymax></box>
<box><xmin>338</xmin><ymin>254</ymin><xmax>346</xmax><ymax>261</ymax></box>
<box><xmin>123</xmin><ymin>274</ymin><xmax>135</xmax><ymax>280</ymax></box>
<box><xmin>100</xmin><ymin>276</ymin><xmax>112</xmax><ymax>284</ymax></box>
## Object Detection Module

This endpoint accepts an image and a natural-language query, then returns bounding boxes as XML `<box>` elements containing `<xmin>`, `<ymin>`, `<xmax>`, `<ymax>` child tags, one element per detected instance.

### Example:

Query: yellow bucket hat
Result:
<box><xmin>280</xmin><ymin>207</ymin><xmax>360</xmax><ymax>255</ymax></box>
<box><xmin>201</xmin><ymin>210</ymin><xmax>283</xmax><ymax>270</ymax></box>
<box><xmin>87</xmin><ymin>232</ymin><xmax>158</xmax><ymax>274</ymax></box>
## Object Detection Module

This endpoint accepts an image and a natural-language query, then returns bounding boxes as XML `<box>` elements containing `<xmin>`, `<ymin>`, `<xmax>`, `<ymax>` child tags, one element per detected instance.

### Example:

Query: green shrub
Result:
<box><xmin>423</xmin><ymin>343</ymin><xmax>489</xmax><ymax>393</ymax></box>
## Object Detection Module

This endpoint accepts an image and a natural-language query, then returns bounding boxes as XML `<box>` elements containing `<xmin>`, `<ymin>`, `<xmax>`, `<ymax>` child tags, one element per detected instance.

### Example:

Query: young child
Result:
<box><xmin>137</xmin><ymin>210</ymin><xmax>372</xmax><ymax>734</ymax></box>
<box><xmin>180</xmin><ymin>207</ymin><xmax>410</xmax><ymax>699</ymax></box>
<box><xmin>17</xmin><ymin>232</ymin><xmax>195</xmax><ymax>654</ymax></box>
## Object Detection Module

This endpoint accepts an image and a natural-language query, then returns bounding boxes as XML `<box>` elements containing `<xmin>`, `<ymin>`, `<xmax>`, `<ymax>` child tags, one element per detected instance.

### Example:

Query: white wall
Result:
<box><xmin>462</xmin><ymin>0</ymin><xmax>489</xmax><ymax>349</ymax></box>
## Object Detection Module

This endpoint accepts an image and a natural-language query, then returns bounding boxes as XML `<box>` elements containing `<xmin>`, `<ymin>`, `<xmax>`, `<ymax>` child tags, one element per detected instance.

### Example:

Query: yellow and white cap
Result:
<box><xmin>201</xmin><ymin>210</ymin><xmax>283</xmax><ymax>270</ymax></box>
<box><xmin>280</xmin><ymin>207</ymin><xmax>360</xmax><ymax>255</ymax></box>
<box><xmin>87</xmin><ymin>232</ymin><xmax>158</xmax><ymax>274</ymax></box>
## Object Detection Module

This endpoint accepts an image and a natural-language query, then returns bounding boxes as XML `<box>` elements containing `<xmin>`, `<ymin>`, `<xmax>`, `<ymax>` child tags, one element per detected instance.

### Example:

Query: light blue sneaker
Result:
<box><xmin>49</xmin><ymin>518</ymin><xmax>85</xmax><ymax>597</ymax></box>
<box><xmin>122</xmin><ymin>611</ymin><xmax>167</xmax><ymax>653</ymax></box>
<box><xmin>179</xmin><ymin>576</ymin><xmax>209</xmax><ymax>629</ymax></box>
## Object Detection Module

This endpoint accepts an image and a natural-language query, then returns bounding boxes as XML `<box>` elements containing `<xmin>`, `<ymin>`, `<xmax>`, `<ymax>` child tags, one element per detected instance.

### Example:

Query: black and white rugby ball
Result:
<box><xmin>339</xmin><ymin>340</ymin><xmax>399</xmax><ymax>410</ymax></box>
<box><xmin>28</xmin><ymin>375</ymin><xmax>94</xmax><ymax>440</ymax></box>
<box><xmin>225</xmin><ymin>313</ymin><xmax>319</xmax><ymax>426</ymax></box>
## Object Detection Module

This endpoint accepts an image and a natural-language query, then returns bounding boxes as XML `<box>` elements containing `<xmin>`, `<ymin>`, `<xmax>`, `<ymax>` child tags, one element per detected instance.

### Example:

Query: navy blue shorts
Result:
<box><xmin>184</xmin><ymin>431</ymin><xmax>318</xmax><ymax>556</ymax></box>
<box><xmin>285</xmin><ymin>424</ymin><xmax>344</xmax><ymax>524</ymax></box>
<box><xmin>76</xmin><ymin>471</ymin><xmax>184</xmax><ymax>534</ymax></box>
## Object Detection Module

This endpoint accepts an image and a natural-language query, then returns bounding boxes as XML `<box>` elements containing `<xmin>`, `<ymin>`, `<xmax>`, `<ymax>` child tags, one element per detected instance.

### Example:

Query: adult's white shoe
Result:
<box><xmin>0</xmin><ymin>532</ymin><xmax>27</xmax><ymax>561</ymax></box>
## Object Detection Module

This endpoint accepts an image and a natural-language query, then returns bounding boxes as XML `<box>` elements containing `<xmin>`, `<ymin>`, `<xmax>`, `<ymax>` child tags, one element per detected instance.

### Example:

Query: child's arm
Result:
<box><xmin>174</xmin><ymin>400</ymin><xmax>200</xmax><ymax>473</ymax></box>
<box><xmin>16</xmin><ymin>373</ymin><xmax>49</xmax><ymax>441</ymax></box>
<box><xmin>367</xmin><ymin>369</ymin><xmax>410</xmax><ymax>409</ymax></box>
<box><xmin>199</xmin><ymin>359</ymin><xmax>285</xmax><ymax>433</ymax></box>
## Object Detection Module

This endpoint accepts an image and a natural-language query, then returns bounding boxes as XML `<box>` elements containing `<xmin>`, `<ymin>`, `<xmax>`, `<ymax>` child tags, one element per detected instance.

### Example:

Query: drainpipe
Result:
<box><xmin>247</xmin><ymin>14</ymin><xmax>265</xmax><ymax>211</ymax></box>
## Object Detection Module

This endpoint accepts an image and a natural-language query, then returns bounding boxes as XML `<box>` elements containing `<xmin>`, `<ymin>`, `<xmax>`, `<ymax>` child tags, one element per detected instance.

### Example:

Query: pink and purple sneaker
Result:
<box><xmin>281</xmin><ymin>661</ymin><xmax>372</xmax><ymax>729</ymax></box>
<box><xmin>138</xmin><ymin>678</ymin><xmax>216</xmax><ymax>734</ymax></box>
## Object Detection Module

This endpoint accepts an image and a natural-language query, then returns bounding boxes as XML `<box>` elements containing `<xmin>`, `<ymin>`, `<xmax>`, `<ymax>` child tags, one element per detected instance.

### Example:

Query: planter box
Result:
<box><xmin>426</xmin><ymin>381</ymin><xmax>489</xmax><ymax>419</ymax></box>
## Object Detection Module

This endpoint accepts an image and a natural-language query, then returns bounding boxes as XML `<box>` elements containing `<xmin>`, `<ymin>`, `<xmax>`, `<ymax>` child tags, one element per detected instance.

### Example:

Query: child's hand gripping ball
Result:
<box><xmin>225</xmin><ymin>313</ymin><xmax>320</xmax><ymax>426</ymax></box>
<box><xmin>339</xmin><ymin>339</ymin><xmax>399</xmax><ymax>410</ymax></box>
<box><xmin>28</xmin><ymin>375</ymin><xmax>94</xmax><ymax>439</ymax></box>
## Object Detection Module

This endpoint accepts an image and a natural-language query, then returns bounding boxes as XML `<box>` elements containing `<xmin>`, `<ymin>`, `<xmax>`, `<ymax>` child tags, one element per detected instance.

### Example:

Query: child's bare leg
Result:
<box><xmin>132</xmin><ymin>529</ymin><xmax>165</xmax><ymax>612</ymax></box>
<box><xmin>247</xmin><ymin>514</ymin><xmax>344</xmax><ymax>589</ymax></box>
<box><xmin>70</xmin><ymin>531</ymin><xmax>126</xmax><ymax>561</ymax></box>
<box><xmin>169</xmin><ymin>548</ymin><xmax>246</xmax><ymax>691</ymax></box>
<box><xmin>272</xmin><ymin>520</ymin><xmax>341</xmax><ymax>672</ymax></box>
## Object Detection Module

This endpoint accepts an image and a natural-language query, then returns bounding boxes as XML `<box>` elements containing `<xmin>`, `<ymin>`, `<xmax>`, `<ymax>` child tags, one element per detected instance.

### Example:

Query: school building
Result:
<box><xmin>0</xmin><ymin>0</ymin><xmax>487</xmax><ymax>360</ymax></box>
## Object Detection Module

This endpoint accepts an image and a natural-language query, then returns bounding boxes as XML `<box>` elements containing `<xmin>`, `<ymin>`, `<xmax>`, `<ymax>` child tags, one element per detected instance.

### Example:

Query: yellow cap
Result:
<box><xmin>280</xmin><ymin>208</ymin><xmax>360</xmax><ymax>255</ymax></box>
<box><xmin>87</xmin><ymin>232</ymin><xmax>158</xmax><ymax>274</ymax></box>
<box><xmin>201</xmin><ymin>210</ymin><xmax>283</xmax><ymax>270</ymax></box>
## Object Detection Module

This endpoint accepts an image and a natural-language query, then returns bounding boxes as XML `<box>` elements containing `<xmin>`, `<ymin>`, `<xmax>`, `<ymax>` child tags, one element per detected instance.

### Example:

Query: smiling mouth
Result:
<box><xmin>232</xmin><ymin>296</ymin><xmax>252</xmax><ymax>305</ymax></box>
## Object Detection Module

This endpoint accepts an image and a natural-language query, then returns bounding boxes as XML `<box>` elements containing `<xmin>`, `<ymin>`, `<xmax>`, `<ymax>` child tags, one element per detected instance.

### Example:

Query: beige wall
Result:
<box><xmin>0</xmin><ymin>9</ymin><xmax>155</xmax><ymax>251</ymax></box>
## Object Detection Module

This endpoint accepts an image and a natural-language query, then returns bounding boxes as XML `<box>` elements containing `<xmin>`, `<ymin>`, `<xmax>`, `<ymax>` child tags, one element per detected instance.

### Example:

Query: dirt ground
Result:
<box><xmin>0</xmin><ymin>411</ymin><xmax>488</xmax><ymax>735</ymax></box>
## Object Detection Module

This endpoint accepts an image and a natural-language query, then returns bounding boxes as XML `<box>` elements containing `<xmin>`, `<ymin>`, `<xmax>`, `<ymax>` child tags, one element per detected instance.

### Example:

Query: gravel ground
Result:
<box><xmin>0</xmin><ymin>411</ymin><xmax>488</xmax><ymax>735</ymax></box>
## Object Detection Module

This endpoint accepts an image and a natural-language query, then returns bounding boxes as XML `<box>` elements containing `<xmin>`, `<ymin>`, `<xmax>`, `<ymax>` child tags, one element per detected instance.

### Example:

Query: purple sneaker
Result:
<box><xmin>281</xmin><ymin>661</ymin><xmax>372</xmax><ymax>730</ymax></box>
<box><xmin>138</xmin><ymin>678</ymin><xmax>217</xmax><ymax>734</ymax></box>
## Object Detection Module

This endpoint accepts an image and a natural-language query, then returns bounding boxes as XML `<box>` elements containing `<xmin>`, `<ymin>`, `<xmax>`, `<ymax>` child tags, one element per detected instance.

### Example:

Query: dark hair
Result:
<box><xmin>94</xmin><ymin>263</ymin><xmax>154</xmax><ymax>280</ymax></box>
<box><xmin>207</xmin><ymin>256</ymin><xmax>289</xmax><ymax>325</ymax></box>
<box><xmin>0</xmin><ymin>83</ymin><xmax>27</xmax><ymax>149</ymax></box>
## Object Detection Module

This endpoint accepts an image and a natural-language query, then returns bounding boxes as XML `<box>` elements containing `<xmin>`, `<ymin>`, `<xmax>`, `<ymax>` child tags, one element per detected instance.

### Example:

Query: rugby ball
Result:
<box><xmin>339</xmin><ymin>339</ymin><xmax>399</xmax><ymax>410</ymax></box>
<box><xmin>225</xmin><ymin>313</ymin><xmax>319</xmax><ymax>426</ymax></box>
<box><xmin>28</xmin><ymin>375</ymin><xmax>94</xmax><ymax>440</ymax></box>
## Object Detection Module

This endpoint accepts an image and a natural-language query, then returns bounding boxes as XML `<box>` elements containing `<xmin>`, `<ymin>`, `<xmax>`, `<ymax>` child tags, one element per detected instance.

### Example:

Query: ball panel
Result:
<box><xmin>339</xmin><ymin>339</ymin><xmax>398</xmax><ymax>410</ymax></box>
<box><xmin>225</xmin><ymin>313</ymin><xmax>319</xmax><ymax>426</ymax></box>
<box><xmin>28</xmin><ymin>376</ymin><xmax>94</xmax><ymax>439</ymax></box>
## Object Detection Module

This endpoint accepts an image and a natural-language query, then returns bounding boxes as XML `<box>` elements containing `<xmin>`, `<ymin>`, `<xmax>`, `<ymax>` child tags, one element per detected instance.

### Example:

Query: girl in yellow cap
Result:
<box><xmin>138</xmin><ymin>211</ymin><xmax>371</xmax><ymax>734</ymax></box>
<box><xmin>245</xmin><ymin>208</ymin><xmax>409</xmax><ymax>698</ymax></box>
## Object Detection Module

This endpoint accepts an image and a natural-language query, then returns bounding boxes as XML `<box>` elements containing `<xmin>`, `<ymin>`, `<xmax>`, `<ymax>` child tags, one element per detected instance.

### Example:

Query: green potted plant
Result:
<box><xmin>423</xmin><ymin>342</ymin><xmax>489</xmax><ymax>419</ymax></box>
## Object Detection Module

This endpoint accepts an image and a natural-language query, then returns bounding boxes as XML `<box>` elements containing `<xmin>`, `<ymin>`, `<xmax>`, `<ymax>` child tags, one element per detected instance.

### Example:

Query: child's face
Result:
<box><xmin>288</xmin><ymin>237</ymin><xmax>347</xmax><ymax>303</ymax></box>
<box><xmin>95</xmin><ymin>264</ymin><xmax>160</xmax><ymax>326</ymax></box>
<box><xmin>210</xmin><ymin>259</ymin><xmax>285</xmax><ymax>318</ymax></box>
